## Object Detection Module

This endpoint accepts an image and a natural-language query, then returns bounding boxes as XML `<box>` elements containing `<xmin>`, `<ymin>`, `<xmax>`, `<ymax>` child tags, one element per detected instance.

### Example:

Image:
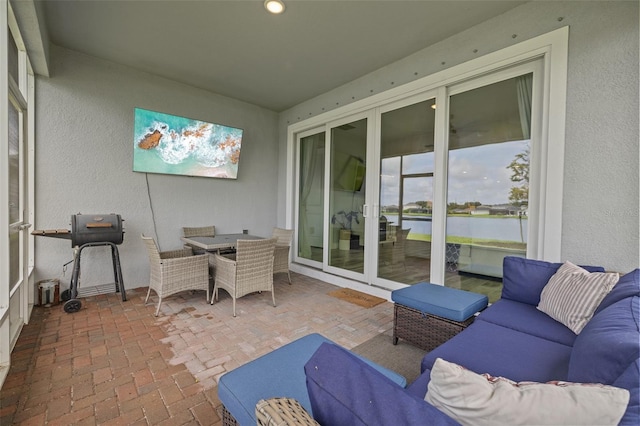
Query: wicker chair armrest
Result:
<box><xmin>213</xmin><ymin>253</ymin><xmax>236</xmax><ymax>278</ymax></box>
<box><xmin>160</xmin><ymin>253</ymin><xmax>208</xmax><ymax>269</ymax></box>
<box><xmin>160</xmin><ymin>247</ymin><xmax>193</xmax><ymax>259</ymax></box>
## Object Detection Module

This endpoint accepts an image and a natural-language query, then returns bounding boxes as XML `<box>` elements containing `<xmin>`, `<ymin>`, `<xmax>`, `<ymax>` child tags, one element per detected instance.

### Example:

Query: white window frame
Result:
<box><xmin>1</xmin><ymin>0</ymin><xmax>36</xmax><ymax>388</ymax></box>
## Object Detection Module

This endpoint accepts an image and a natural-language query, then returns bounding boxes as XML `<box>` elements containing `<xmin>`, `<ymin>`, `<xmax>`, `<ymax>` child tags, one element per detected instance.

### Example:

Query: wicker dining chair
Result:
<box><xmin>182</xmin><ymin>225</ymin><xmax>216</xmax><ymax>254</ymax></box>
<box><xmin>211</xmin><ymin>238</ymin><xmax>277</xmax><ymax>317</ymax></box>
<box><xmin>142</xmin><ymin>234</ymin><xmax>210</xmax><ymax>316</ymax></box>
<box><xmin>271</xmin><ymin>227</ymin><xmax>294</xmax><ymax>284</ymax></box>
<box><xmin>392</xmin><ymin>228</ymin><xmax>411</xmax><ymax>268</ymax></box>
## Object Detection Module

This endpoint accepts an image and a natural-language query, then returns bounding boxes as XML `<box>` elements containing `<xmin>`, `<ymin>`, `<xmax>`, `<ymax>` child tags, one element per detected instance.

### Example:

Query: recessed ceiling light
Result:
<box><xmin>264</xmin><ymin>0</ymin><xmax>285</xmax><ymax>14</ymax></box>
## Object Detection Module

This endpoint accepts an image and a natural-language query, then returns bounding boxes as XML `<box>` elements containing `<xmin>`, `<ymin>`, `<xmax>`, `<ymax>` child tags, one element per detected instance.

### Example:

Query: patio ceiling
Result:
<box><xmin>36</xmin><ymin>0</ymin><xmax>525</xmax><ymax>112</ymax></box>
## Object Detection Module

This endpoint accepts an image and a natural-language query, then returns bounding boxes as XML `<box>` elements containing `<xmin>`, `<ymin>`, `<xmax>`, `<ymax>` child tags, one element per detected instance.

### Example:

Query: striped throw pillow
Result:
<box><xmin>537</xmin><ymin>261</ymin><xmax>619</xmax><ymax>334</ymax></box>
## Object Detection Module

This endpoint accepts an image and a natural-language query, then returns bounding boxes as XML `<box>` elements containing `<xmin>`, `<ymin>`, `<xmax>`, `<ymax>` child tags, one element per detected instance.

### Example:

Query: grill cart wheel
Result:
<box><xmin>63</xmin><ymin>298</ymin><xmax>82</xmax><ymax>313</ymax></box>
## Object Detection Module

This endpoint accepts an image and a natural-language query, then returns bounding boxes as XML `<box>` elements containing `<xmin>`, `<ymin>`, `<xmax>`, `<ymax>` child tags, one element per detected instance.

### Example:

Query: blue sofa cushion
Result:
<box><xmin>568</xmin><ymin>297</ymin><xmax>640</xmax><ymax>385</ymax></box>
<box><xmin>594</xmin><ymin>269</ymin><xmax>640</xmax><ymax>315</ymax></box>
<box><xmin>476</xmin><ymin>299</ymin><xmax>577</xmax><ymax>346</ymax></box>
<box><xmin>421</xmin><ymin>320</ymin><xmax>573</xmax><ymax>383</ymax></box>
<box><xmin>391</xmin><ymin>283</ymin><xmax>488</xmax><ymax>322</ymax></box>
<box><xmin>407</xmin><ymin>369</ymin><xmax>432</xmax><ymax>398</ymax></box>
<box><xmin>304</xmin><ymin>343</ymin><xmax>459</xmax><ymax>426</ymax></box>
<box><xmin>501</xmin><ymin>256</ymin><xmax>605</xmax><ymax>306</ymax></box>
<box><xmin>568</xmin><ymin>297</ymin><xmax>640</xmax><ymax>425</ymax></box>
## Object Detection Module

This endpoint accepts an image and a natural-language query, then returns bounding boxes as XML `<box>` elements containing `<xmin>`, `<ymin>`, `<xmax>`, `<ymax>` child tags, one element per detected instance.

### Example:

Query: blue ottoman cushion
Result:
<box><xmin>218</xmin><ymin>333</ymin><xmax>406</xmax><ymax>426</ymax></box>
<box><xmin>392</xmin><ymin>283</ymin><xmax>488</xmax><ymax>322</ymax></box>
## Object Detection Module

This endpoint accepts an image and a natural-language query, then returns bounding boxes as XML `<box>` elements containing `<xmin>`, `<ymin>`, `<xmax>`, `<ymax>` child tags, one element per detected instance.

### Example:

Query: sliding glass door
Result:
<box><xmin>377</xmin><ymin>97</ymin><xmax>436</xmax><ymax>286</ymax></box>
<box><xmin>326</xmin><ymin>116</ymin><xmax>369</xmax><ymax>279</ymax></box>
<box><xmin>444</xmin><ymin>70</ymin><xmax>535</xmax><ymax>302</ymax></box>
<box><xmin>292</xmin><ymin>61</ymin><xmax>542</xmax><ymax>301</ymax></box>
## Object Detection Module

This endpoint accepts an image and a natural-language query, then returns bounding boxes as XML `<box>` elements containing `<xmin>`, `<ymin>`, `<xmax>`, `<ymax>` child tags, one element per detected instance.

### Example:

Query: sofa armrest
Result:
<box><xmin>304</xmin><ymin>343</ymin><xmax>459</xmax><ymax>426</ymax></box>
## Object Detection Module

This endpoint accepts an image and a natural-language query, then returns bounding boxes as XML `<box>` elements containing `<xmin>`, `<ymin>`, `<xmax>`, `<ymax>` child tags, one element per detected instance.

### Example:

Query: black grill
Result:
<box><xmin>32</xmin><ymin>213</ymin><xmax>126</xmax><ymax>313</ymax></box>
<box><xmin>71</xmin><ymin>214</ymin><xmax>124</xmax><ymax>246</ymax></box>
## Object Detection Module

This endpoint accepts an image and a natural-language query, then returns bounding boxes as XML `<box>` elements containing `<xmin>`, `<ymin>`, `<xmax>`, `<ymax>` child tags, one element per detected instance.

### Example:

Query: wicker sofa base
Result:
<box><xmin>393</xmin><ymin>303</ymin><xmax>475</xmax><ymax>351</ymax></box>
<box><xmin>222</xmin><ymin>405</ymin><xmax>238</xmax><ymax>426</ymax></box>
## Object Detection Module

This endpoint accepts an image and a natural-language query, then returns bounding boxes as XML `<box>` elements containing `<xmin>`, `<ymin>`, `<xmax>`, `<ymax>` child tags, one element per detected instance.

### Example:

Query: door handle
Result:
<box><xmin>18</xmin><ymin>223</ymin><xmax>32</xmax><ymax>231</ymax></box>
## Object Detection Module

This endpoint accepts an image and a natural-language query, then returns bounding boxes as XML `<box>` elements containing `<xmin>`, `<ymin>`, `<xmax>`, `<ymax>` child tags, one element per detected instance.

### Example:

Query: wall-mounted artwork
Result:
<box><xmin>133</xmin><ymin>108</ymin><xmax>243</xmax><ymax>179</ymax></box>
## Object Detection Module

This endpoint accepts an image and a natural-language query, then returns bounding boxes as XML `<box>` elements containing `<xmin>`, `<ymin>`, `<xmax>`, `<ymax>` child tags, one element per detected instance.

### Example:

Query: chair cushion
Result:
<box><xmin>537</xmin><ymin>261</ymin><xmax>619</xmax><ymax>334</ymax></box>
<box><xmin>391</xmin><ymin>283</ymin><xmax>488</xmax><ymax>322</ymax></box>
<box><xmin>425</xmin><ymin>358</ymin><xmax>629</xmax><ymax>426</ymax></box>
<box><xmin>501</xmin><ymin>256</ymin><xmax>605</xmax><ymax>306</ymax></box>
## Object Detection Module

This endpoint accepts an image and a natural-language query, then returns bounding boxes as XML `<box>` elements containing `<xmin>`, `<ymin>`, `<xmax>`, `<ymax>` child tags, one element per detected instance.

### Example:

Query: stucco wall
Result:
<box><xmin>35</xmin><ymin>46</ymin><xmax>279</xmax><ymax>289</ymax></box>
<box><xmin>279</xmin><ymin>1</ymin><xmax>639</xmax><ymax>273</ymax></box>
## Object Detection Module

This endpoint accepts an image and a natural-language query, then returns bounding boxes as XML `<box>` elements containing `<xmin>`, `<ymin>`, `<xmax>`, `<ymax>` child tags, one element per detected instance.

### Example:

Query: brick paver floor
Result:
<box><xmin>0</xmin><ymin>273</ymin><xmax>393</xmax><ymax>425</ymax></box>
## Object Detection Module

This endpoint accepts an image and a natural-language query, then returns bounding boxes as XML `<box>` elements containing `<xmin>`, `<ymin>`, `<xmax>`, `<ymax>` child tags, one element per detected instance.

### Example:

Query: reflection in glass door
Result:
<box><xmin>378</xmin><ymin>99</ymin><xmax>435</xmax><ymax>284</ymax></box>
<box><xmin>328</xmin><ymin>118</ymin><xmax>367</xmax><ymax>274</ymax></box>
<box><xmin>445</xmin><ymin>74</ymin><xmax>532</xmax><ymax>302</ymax></box>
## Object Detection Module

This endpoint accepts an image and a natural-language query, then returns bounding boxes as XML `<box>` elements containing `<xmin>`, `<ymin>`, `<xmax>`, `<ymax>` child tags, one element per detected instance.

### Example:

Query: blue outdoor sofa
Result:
<box><xmin>219</xmin><ymin>257</ymin><xmax>640</xmax><ymax>425</ymax></box>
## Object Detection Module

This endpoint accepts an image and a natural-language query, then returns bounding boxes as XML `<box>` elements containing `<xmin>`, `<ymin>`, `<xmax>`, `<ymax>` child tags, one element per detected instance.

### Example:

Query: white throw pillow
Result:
<box><xmin>425</xmin><ymin>358</ymin><xmax>629</xmax><ymax>426</ymax></box>
<box><xmin>537</xmin><ymin>261</ymin><xmax>619</xmax><ymax>334</ymax></box>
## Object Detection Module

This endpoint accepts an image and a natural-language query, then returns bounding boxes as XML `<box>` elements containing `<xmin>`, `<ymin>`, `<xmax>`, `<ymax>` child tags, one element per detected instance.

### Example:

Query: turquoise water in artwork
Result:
<box><xmin>133</xmin><ymin>108</ymin><xmax>243</xmax><ymax>179</ymax></box>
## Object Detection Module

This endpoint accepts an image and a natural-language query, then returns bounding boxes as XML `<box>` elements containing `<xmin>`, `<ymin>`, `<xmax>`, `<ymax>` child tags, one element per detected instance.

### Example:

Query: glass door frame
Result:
<box><xmin>323</xmin><ymin>110</ymin><xmax>376</xmax><ymax>283</ymax></box>
<box><xmin>436</xmin><ymin>60</ymin><xmax>544</xmax><ymax>279</ymax></box>
<box><xmin>294</xmin><ymin>126</ymin><xmax>326</xmax><ymax>269</ymax></box>
<box><xmin>1</xmin><ymin>1</ymin><xmax>35</xmax><ymax>387</ymax></box>
<box><xmin>370</xmin><ymin>90</ymin><xmax>440</xmax><ymax>290</ymax></box>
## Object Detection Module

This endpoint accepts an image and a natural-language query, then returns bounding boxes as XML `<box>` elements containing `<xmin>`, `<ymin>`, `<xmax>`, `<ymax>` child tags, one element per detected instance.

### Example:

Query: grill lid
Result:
<box><xmin>71</xmin><ymin>214</ymin><xmax>124</xmax><ymax>246</ymax></box>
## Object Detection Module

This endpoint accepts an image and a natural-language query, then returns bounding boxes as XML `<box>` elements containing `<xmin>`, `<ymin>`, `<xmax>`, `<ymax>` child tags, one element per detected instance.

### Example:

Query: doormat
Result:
<box><xmin>328</xmin><ymin>288</ymin><xmax>386</xmax><ymax>308</ymax></box>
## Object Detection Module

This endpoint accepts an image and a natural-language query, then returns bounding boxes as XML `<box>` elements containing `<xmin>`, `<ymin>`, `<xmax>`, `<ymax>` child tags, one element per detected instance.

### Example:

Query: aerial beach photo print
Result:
<box><xmin>133</xmin><ymin>107</ymin><xmax>243</xmax><ymax>179</ymax></box>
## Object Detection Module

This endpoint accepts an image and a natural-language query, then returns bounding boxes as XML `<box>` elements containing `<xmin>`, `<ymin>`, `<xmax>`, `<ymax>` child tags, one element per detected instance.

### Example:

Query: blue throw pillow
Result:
<box><xmin>501</xmin><ymin>257</ymin><xmax>605</xmax><ymax>306</ymax></box>
<box><xmin>594</xmin><ymin>269</ymin><xmax>640</xmax><ymax>315</ymax></box>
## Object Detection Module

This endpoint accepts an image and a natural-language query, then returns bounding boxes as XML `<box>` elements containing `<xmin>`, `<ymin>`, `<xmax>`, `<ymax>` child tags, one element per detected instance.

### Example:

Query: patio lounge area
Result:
<box><xmin>0</xmin><ymin>273</ymin><xmax>395</xmax><ymax>425</ymax></box>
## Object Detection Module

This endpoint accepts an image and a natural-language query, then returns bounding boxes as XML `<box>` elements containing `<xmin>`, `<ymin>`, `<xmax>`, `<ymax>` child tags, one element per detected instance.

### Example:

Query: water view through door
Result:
<box><xmin>444</xmin><ymin>73</ymin><xmax>532</xmax><ymax>301</ymax></box>
<box><xmin>378</xmin><ymin>98</ymin><xmax>435</xmax><ymax>285</ymax></box>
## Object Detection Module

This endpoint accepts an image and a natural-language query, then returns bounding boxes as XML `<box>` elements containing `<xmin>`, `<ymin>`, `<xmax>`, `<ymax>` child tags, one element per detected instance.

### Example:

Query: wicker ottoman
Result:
<box><xmin>391</xmin><ymin>283</ymin><xmax>488</xmax><ymax>351</ymax></box>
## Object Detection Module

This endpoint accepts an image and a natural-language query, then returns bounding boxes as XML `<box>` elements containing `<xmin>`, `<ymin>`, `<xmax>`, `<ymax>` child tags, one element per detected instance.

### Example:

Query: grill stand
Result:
<box><xmin>63</xmin><ymin>241</ymin><xmax>127</xmax><ymax>313</ymax></box>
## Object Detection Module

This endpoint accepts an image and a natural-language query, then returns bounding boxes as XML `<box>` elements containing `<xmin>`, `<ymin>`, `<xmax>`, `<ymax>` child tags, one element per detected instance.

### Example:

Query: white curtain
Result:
<box><xmin>298</xmin><ymin>134</ymin><xmax>323</xmax><ymax>258</ymax></box>
<box><xmin>516</xmin><ymin>74</ymin><xmax>533</xmax><ymax>140</ymax></box>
